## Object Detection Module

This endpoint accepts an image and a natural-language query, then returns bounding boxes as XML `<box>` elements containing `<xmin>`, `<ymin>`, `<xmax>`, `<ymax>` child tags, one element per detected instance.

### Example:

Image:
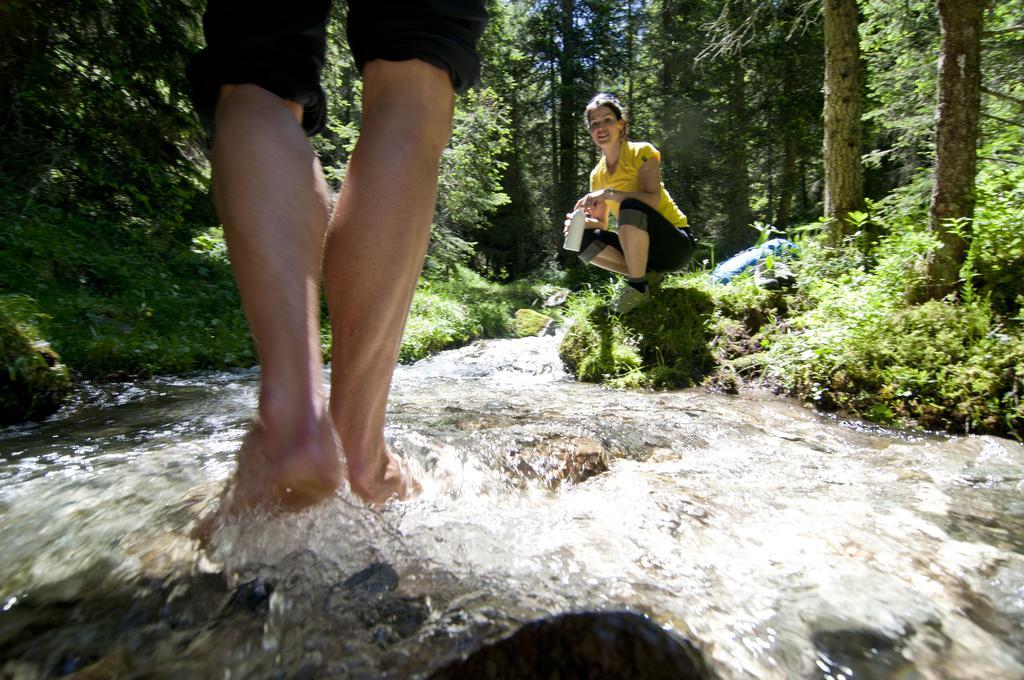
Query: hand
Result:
<box><xmin>590</xmin><ymin>188</ymin><xmax>618</xmax><ymax>209</ymax></box>
<box><xmin>565</xmin><ymin>212</ymin><xmax>604</xmax><ymax>234</ymax></box>
<box><xmin>575</xmin><ymin>190</ymin><xmax>607</xmax><ymax>213</ymax></box>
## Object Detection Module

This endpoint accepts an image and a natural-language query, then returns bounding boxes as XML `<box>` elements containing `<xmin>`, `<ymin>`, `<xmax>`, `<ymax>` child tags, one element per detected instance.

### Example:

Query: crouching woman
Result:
<box><xmin>568</xmin><ymin>93</ymin><xmax>696</xmax><ymax>314</ymax></box>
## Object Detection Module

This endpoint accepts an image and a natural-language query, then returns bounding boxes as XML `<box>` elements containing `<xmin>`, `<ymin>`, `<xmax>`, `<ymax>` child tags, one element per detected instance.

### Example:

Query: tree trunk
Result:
<box><xmin>626</xmin><ymin>0</ymin><xmax>636</xmax><ymax>113</ymax></box>
<box><xmin>924</xmin><ymin>0</ymin><xmax>983</xmax><ymax>299</ymax></box>
<box><xmin>721</xmin><ymin>59</ymin><xmax>753</xmax><ymax>255</ymax></box>
<box><xmin>550</xmin><ymin>55</ymin><xmax>560</xmax><ymax>228</ymax></box>
<box><xmin>557</xmin><ymin>0</ymin><xmax>580</xmax><ymax>217</ymax></box>
<box><xmin>798</xmin><ymin>158</ymin><xmax>810</xmax><ymax>216</ymax></box>
<box><xmin>776</xmin><ymin>44</ymin><xmax>799</xmax><ymax>230</ymax></box>
<box><xmin>822</xmin><ymin>0</ymin><xmax>865</xmax><ymax>243</ymax></box>
<box><xmin>777</xmin><ymin>133</ymin><xmax>798</xmax><ymax>229</ymax></box>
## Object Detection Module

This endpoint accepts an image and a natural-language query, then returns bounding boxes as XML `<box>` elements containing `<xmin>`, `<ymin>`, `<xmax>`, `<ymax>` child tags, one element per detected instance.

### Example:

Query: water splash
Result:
<box><xmin>1</xmin><ymin>336</ymin><xmax>1023</xmax><ymax>677</ymax></box>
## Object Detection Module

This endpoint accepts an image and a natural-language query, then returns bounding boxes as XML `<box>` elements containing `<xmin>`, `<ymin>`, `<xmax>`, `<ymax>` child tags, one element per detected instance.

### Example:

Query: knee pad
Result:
<box><xmin>618</xmin><ymin>207</ymin><xmax>649</xmax><ymax>232</ymax></box>
<box><xmin>578</xmin><ymin>239</ymin><xmax>605</xmax><ymax>264</ymax></box>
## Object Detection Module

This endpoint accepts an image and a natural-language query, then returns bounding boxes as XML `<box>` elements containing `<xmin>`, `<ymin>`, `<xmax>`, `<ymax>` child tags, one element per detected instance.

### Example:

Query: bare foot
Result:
<box><xmin>192</xmin><ymin>416</ymin><xmax>345</xmax><ymax>542</ymax></box>
<box><xmin>347</xmin><ymin>445</ymin><xmax>423</xmax><ymax>508</ymax></box>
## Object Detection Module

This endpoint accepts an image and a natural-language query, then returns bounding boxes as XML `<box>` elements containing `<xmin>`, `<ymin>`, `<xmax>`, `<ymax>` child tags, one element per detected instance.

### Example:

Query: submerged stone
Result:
<box><xmin>223</xmin><ymin>577</ymin><xmax>273</xmax><ymax>617</ymax></box>
<box><xmin>512</xmin><ymin>435</ymin><xmax>609</xmax><ymax>488</ymax></box>
<box><xmin>430</xmin><ymin>611</ymin><xmax>716</xmax><ymax>679</ymax></box>
<box><xmin>811</xmin><ymin>628</ymin><xmax>915</xmax><ymax>678</ymax></box>
<box><xmin>362</xmin><ymin>596</ymin><xmax>431</xmax><ymax>643</ymax></box>
<box><xmin>343</xmin><ymin>562</ymin><xmax>399</xmax><ymax>596</ymax></box>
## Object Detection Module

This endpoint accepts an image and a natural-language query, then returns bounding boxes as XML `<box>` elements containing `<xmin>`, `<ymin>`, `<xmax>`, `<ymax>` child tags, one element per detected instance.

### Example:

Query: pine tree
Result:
<box><xmin>925</xmin><ymin>0</ymin><xmax>984</xmax><ymax>298</ymax></box>
<box><xmin>822</xmin><ymin>0</ymin><xmax>866</xmax><ymax>242</ymax></box>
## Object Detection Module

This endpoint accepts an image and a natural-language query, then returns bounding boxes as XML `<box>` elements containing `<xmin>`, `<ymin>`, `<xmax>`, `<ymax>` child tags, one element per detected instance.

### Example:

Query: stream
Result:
<box><xmin>1</xmin><ymin>333</ymin><xmax>1023</xmax><ymax>678</ymax></box>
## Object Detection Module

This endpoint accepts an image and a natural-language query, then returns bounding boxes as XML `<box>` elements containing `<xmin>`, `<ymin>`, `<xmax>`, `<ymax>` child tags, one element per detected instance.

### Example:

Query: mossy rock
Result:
<box><xmin>513</xmin><ymin>308</ymin><xmax>554</xmax><ymax>337</ymax></box>
<box><xmin>559</xmin><ymin>309</ymin><xmax>645</xmax><ymax>386</ymax></box>
<box><xmin>559</xmin><ymin>284</ymin><xmax>716</xmax><ymax>388</ymax></box>
<box><xmin>0</xmin><ymin>295</ymin><xmax>72</xmax><ymax>425</ymax></box>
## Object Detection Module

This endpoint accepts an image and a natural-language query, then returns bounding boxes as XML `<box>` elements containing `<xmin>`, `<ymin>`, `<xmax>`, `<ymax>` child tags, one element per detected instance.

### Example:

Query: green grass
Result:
<box><xmin>400</xmin><ymin>266</ymin><xmax>559</xmax><ymax>363</ymax></box>
<box><xmin>1</xmin><ymin>190</ymin><xmax>559</xmax><ymax>382</ymax></box>
<box><xmin>1</xmin><ymin>204</ymin><xmax>253</xmax><ymax>379</ymax></box>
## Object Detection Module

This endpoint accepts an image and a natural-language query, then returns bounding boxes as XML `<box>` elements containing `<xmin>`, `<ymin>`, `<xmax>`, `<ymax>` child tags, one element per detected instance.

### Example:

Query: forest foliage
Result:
<box><xmin>0</xmin><ymin>0</ymin><xmax>1022</xmax><ymax>435</ymax></box>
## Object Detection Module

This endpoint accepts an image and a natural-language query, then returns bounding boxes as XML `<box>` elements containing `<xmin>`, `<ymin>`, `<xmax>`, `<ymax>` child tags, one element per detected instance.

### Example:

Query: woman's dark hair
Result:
<box><xmin>583</xmin><ymin>93</ymin><xmax>628</xmax><ymax>140</ymax></box>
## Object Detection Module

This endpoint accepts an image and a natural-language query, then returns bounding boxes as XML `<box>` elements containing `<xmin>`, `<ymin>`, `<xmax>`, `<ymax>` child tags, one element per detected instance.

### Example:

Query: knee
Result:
<box><xmin>362</xmin><ymin>60</ymin><xmax>455</xmax><ymax>150</ymax></box>
<box><xmin>215</xmin><ymin>84</ymin><xmax>304</xmax><ymax>123</ymax></box>
<box><xmin>618</xmin><ymin>222</ymin><xmax>649</xmax><ymax>243</ymax></box>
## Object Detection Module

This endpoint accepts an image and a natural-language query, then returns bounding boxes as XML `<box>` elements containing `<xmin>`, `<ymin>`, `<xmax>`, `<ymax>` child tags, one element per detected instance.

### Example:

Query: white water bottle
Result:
<box><xmin>563</xmin><ymin>209</ymin><xmax>586</xmax><ymax>252</ymax></box>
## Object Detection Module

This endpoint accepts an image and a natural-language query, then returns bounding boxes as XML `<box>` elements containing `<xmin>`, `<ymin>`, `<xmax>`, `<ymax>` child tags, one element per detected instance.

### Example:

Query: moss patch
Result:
<box><xmin>513</xmin><ymin>309</ymin><xmax>553</xmax><ymax>337</ymax></box>
<box><xmin>559</xmin><ymin>305</ymin><xmax>645</xmax><ymax>387</ymax></box>
<box><xmin>559</xmin><ymin>283</ymin><xmax>716</xmax><ymax>389</ymax></box>
<box><xmin>1</xmin><ymin>295</ymin><xmax>72</xmax><ymax>424</ymax></box>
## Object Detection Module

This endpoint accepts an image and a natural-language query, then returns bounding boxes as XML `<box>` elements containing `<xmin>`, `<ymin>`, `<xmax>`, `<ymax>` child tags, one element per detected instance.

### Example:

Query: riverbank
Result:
<box><xmin>0</xmin><ymin>204</ymin><xmax>555</xmax><ymax>421</ymax></box>
<box><xmin>4</xmin><ymin>203</ymin><xmax>1021</xmax><ymax>440</ymax></box>
<box><xmin>559</xmin><ymin>225</ymin><xmax>1024</xmax><ymax>441</ymax></box>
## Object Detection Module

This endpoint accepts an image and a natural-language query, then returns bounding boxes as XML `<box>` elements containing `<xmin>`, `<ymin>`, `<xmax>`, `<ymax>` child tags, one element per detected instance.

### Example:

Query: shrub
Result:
<box><xmin>762</xmin><ymin>219</ymin><xmax>1024</xmax><ymax>437</ymax></box>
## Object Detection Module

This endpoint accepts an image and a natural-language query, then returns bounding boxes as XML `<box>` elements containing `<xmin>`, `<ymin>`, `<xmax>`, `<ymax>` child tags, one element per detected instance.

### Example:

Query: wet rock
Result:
<box><xmin>429</xmin><ymin>611</ymin><xmax>715</xmax><ymax>679</ymax></box>
<box><xmin>541</xmin><ymin>289</ymin><xmax>570</xmax><ymax>308</ymax></box>
<box><xmin>446</xmin><ymin>411</ymin><xmax>520</xmax><ymax>431</ymax></box>
<box><xmin>513</xmin><ymin>436</ymin><xmax>609</xmax><ymax>489</ymax></box>
<box><xmin>363</xmin><ymin>596</ymin><xmax>431</xmax><ymax>644</ymax></box>
<box><xmin>957</xmin><ymin>558</ymin><xmax>1024</xmax><ymax>660</ymax></box>
<box><xmin>0</xmin><ymin>578</ymin><xmax>184</xmax><ymax>678</ymax></box>
<box><xmin>343</xmin><ymin>562</ymin><xmax>399</xmax><ymax>596</ymax></box>
<box><xmin>57</xmin><ymin>652</ymin><xmax>104</xmax><ymax>676</ymax></box>
<box><xmin>63</xmin><ymin>650</ymin><xmax>130</xmax><ymax>678</ymax></box>
<box><xmin>0</xmin><ymin>294</ymin><xmax>72</xmax><ymax>425</ymax></box>
<box><xmin>323</xmin><ymin>563</ymin><xmax>429</xmax><ymax>645</ymax></box>
<box><xmin>222</xmin><ymin>578</ymin><xmax>274</xmax><ymax>617</ymax></box>
<box><xmin>161</xmin><ymin>572</ymin><xmax>229</xmax><ymax>630</ymax></box>
<box><xmin>811</xmin><ymin>628</ymin><xmax>916</xmax><ymax>678</ymax></box>
<box><xmin>287</xmin><ymin>655</ymin><xmax>326</xmax><ymax>680</ymax></box>
<box><xmin>0</xmin><ymin>597</ymin><xmax>66</xmax><ymax>653</ymax></box>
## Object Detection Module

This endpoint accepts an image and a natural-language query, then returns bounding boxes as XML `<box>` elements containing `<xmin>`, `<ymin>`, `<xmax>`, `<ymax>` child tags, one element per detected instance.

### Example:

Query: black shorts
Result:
<box><xmin>186</xmin><ymin>0</ymin><xmax>488</xmax><ymax>137</ymax></box>
<box><xmin>579</xmin><ymin>199</ymin><xmax>696</xmax><ymax>273</ymax></box>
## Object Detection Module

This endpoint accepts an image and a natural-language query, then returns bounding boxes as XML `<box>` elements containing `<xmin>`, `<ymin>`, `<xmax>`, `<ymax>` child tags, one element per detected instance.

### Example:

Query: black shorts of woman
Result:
<box><xmin>568</xmin><ymin>93</ymin><xmax>696</xmax><ymax>314</ymax></box>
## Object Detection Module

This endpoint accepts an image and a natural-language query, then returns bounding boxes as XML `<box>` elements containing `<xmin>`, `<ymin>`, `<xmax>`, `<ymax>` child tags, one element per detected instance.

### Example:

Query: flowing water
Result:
<box><xmin>1</xmin><ymin>334</ymin><xmax>1023</xmax><ymax>678</ymax></box>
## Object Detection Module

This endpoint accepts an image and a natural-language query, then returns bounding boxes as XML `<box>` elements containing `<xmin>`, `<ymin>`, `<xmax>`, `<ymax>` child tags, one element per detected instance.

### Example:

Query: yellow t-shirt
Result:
<box><xmin>589</xmin><ymin>141</ymin><xmax>688</xmax><ymax>229</ymax></box>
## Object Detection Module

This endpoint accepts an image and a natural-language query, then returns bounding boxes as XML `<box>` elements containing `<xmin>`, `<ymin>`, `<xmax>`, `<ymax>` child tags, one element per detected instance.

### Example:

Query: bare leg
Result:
<box><xmin>585</xmin><ymin>224</ymin><xmax>651</xmax><ymax>278</ymax></box>
<box><xmin>209</xmin><ymin>84</ymin><xmax>343</xmax><ymax>515</ymax></box>
<box><xmin>325</xmin><ymin>59</ymin><xmax>454</xmax><ymax>505</ymax></box>
<box><xmin>617</xmin><ymin>223</ymin><xmax>651</xmax><ymax>278</ymax></box>
<box><xmin>588</xmin><ymin>247</ymin><xmax>629</xmax><ymax>276</ymax></box>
